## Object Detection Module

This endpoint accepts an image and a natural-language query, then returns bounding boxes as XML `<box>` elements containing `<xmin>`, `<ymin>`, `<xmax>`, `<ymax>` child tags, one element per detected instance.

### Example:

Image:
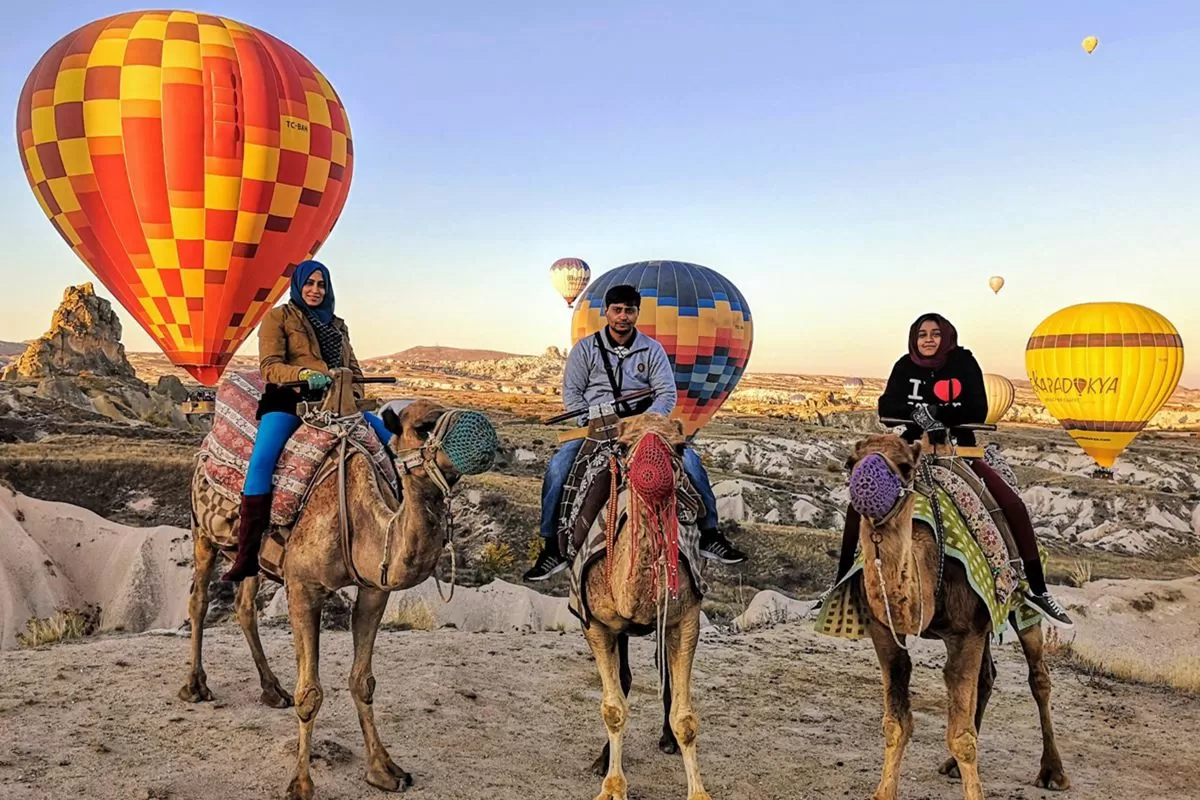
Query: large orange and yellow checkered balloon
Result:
<box><xmin>16</xmin><ymin>11</ymin><xmax>354</xmax><ymax>385</ymax></box>
<box><xmin>570</xmin><ymin>260</ymin><xmax>754</xmax><ymax>437</ymax></box>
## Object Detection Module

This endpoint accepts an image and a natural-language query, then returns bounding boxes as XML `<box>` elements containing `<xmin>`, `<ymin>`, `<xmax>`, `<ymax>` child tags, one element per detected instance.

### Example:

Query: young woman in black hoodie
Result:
<box><xmin>826</xmin><ymin>312</ymin><xmax>1073</xmax><ymax>627</ymax></box>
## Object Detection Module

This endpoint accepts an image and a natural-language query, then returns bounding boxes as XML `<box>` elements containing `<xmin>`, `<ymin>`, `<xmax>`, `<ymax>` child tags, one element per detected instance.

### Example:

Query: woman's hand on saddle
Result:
<box><xmin>298</xmin><ymin>369</ymin><xmax>332</xmax><ymax>391</ymax></box>
<box><xmin>911</xmin><ymin>403</ymin><xmax>945</xmax><ymax>433</ymax></box>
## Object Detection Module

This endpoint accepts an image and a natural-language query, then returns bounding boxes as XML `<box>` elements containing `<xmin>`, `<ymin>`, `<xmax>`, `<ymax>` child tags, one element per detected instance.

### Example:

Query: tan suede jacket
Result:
<box><xmin>258</xmin><ymin>302</ymin><xmax>364</xmax><ymax>397</ymax></box>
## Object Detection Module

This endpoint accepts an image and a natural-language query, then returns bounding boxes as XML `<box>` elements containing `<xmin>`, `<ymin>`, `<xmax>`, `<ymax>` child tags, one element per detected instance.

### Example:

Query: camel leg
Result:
<box><xmin>1017</xmin><ymin>624</ymin><xmax>1070</xmax><ymax>790</ymax></box>
<box><xmin>285</xmin><ymin>581</ymin><xmax>328</xmax><ymax>800</ymax></box>
<box><xmin>942</xmin><ymin>634</ymin><xmax>988</xmax><ymax>800</ymax></box>
<box><xmin>178</xmin><ymin>531</ymin><xmax>218</xmax><ymax>703</ymax></box>
<box><xmin>867</xmin><ymin>622</ymin><xmax>914</xmax><ymax>800</ymax></box>
<box><xmin>583</xmin><ymin>623</ymin><xmax>629</xmax><ymax>800</ymax></box>
<box><xmin>235</xmin><ymin>575</ymin><xmax>293</xmax><ymax>708</ymax></box>
<box><xmin>592</xmin><ymin>633</ymin><xmax>635</xmax><ymax>776</ymax></box>
<box><xmin>657</xmin><ymin>637</ymin><xmax>679</xmax><ymax>755</ymax></box>
<box><xmin>940</xmin><ymin>637</ymin><xmax>995</xmax><ymax>779</ymax></box>
<box><xmin>665</xmin><ymin>607</ymin><xmax>710</xmax><ymax>800</ymax></box>
<box><xmin>350</xmin><ymin>587</ymin><xmax>413</xmax><ymax>792</ymax></box>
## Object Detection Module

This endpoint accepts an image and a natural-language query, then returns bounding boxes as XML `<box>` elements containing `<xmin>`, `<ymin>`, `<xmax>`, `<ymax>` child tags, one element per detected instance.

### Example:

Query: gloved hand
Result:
<box><xmin>298</xmin><ymin>369</ymin><xmax>332</xmax><ymax>391</ymax></box>
<box><xmin>911</xmin><ymin>403</ymin><xmax>945</xmax><ymax>433</ymax></box>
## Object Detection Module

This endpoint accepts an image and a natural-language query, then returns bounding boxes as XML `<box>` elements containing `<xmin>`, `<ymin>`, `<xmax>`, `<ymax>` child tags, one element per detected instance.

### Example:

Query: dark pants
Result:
<box><xmin>836</xmin><ymin>459</ymin><xmax>1045</xmax><ymax>590</ymax></box>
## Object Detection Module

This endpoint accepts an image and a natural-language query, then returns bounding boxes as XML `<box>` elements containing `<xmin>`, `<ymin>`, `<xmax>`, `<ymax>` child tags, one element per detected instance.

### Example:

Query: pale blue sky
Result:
<box><xmin>2</xmin><ymin>1</ymin><xmax>1198</xmax><ymax>384</ymax></box>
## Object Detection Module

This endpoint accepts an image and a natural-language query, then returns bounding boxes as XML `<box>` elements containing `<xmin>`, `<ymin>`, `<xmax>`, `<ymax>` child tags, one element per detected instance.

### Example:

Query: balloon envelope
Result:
<box><xmin>1025</xmin><ymin>302</ymin><xmax>1183</xmax><ymax>468</ymax></box>
<box><xmin>982</xmin><ymin>373</ymin><xmax>1015</xmax><ymax>424</ymax></box>
<box><xmin>570</xmin><ymin>260</ymin><xmax>753</xmax><ymax>436</ymax></box>
<box><xmin>1082</xmin><ymin>36</ymin><xmax>1099</xmax><ymax>54</ymax></box>
<box><xmin>988</xmin><ymin>276</ymin><xmax>1005</xmax><ymax>294</ymax></box>
<box><xmin>549</xmin><ymin>258</ymin><xmax>590</xmax><ymax>307</ymax></box>
<box><xmin>843</xmin><ymin>377</ymin><xmax>864</xmax><ymax>399</ymax></box>
<box><xmin>16</xmin><ymin>11</ymin><xmax>353</xmax><ymax>384</ymax></box>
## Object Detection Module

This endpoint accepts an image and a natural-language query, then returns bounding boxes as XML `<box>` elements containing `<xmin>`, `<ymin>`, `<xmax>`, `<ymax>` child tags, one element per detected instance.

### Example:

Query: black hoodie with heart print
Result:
<box><xmin>877</xmin><ymin>347</ymin><xmax>989</xmax><ymax>445</ymax></box>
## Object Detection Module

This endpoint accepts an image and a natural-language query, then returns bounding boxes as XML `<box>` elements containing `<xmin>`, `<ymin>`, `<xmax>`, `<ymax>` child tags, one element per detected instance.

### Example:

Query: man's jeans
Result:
<box><xmin>538</xmin><ymin>439</ymin><xmax>719</xmax><ymax>539</ymax></box>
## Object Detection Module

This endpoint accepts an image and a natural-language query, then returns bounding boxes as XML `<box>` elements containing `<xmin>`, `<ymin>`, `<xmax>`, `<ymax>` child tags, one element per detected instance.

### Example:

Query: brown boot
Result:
<box><xmin>221</xmin><ymin>493</ymin><xmax>272</xmax><ymax>582</ymax></box>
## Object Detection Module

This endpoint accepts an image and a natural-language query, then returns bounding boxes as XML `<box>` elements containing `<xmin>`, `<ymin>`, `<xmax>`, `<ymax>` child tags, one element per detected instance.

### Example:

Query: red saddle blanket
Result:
<box><xmin>197</xmin><ymin>371</ymin><xmax>398</xmax><ymax>528</ymax></box>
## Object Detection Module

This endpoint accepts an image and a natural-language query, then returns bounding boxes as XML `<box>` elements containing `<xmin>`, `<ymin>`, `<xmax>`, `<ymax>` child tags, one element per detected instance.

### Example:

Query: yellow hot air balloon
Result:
<box><xmin>1025</xmin><ymin>302</ymin><xmax>1183</xmax><ymax>470</ymax></box>
<box><xmin>1082</xmin><ymin>36</ymin><xmax>1099</xmax><ymax>54</ymax></box>
<box><xmin>988</xmin><ymin>276</ymin><xmax>1005</xmax><ymax>294</ymax></box>
<box><xmin>549</xmin><ymin>258</ymin><xmax>591</xmax><ymax>307</ymax></box>
<box><xmin>983</xmin><ymin>373</ymin><xmax>1015</xmax><ymax>424</ymax></box>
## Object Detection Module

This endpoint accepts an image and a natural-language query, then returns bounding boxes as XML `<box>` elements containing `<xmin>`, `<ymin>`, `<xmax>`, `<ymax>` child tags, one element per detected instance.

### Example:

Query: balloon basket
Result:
<box><xmin>1092</xmin><ymin>466</ymin><xmax>1115</xmax><ymax>480</ymax></box>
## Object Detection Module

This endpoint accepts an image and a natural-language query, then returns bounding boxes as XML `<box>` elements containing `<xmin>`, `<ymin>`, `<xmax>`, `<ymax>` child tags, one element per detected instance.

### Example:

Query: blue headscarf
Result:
<box><xmin>290</xmin><ymin>260</ymin><xmax>335</xmax><ymax>324</ymax></box>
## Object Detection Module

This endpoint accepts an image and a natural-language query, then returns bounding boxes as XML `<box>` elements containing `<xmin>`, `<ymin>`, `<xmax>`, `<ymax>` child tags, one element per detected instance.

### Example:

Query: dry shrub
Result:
<box><xmin>478</xmin><ymin>541</ymin><xmax>516</xmax><ymax>579</ymax></box>
<box><xmin>17</xmin><ymin>604</ymin><xmax>101</xmax><ymax>648</ymax></box>
<box><xmin>384</xmin><ymin>597</ymin><xmax>437</xmax><ymax>632</ymax></box>
<box><xmin>1066</xmin><ymin>559</ymin><xmax>1093</xmax><ymax>588</ymax></box>
<box><xmin>1046</xmin><ymin>627</ymin><xmax>1200</xmax><ymax>694</ymax></box>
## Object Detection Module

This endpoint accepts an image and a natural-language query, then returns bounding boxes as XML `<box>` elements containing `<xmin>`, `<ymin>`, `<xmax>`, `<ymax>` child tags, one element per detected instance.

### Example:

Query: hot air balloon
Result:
<box><xmin>1082</xmin><ymin>36</ymin><xmax>1099</xmax><ymax>54</ymax></box>
<box><xmin>988</xmin><ymin>276</ymin><xmax>1005</xmax><ymax>294</ymax></box>
<box><xmin>843</xmin><ymin>377</ymin><xmax>864</xmax><ymax>400</ymax></box>
<box><xmin>983</xmin><ymin>373</ymin><xmax>1015</xmax><ymax>424</ymax></box>
<box><xmin>1025</xmin><ymin>302</ymin><xmax>1183</xmax><ymax>470</ymax></box>
<box><xmin>549</xmin><ymin>258</ymin><xmax>590</xmax><ymax>307</ymax></box>
<box><xmin>16</xmin><ymin>11</ymin><xmax>353</xmax><ymax>385</ymax></box>
<box><xmin>570</xmin><ymin>260</ymin><xmax>753</xmax><ymax>437</ymax></box>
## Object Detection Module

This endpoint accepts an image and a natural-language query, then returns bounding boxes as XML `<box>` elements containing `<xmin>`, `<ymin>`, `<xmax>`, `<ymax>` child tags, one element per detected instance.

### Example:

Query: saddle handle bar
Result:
<box><xmin>880</xmin><ymin>417</ymin><xmax>997</xmax><ymax>432</ymax></box>
<box><xmin>275</xmin><ymin>376</ymin><xmax>399</xmax><ymax>390</ymax></box>
<box><xmin>543</xmin><ymin>388</ymin><xmax>656</xmax><ymax>426</ymax></box>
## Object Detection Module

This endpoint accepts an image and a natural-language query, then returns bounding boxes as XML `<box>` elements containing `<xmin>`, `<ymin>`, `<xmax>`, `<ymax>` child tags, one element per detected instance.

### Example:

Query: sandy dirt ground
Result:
<box><xmin>1</xmin><ymin>622</ymin><xmax>1198</xmax><ymax>800</ymax></box>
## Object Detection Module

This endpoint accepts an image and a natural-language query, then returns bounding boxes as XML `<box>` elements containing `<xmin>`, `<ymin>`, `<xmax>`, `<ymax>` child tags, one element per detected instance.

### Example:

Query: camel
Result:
<box><xmin>578</xmin><ymin>413</ymin><xmax>711</xmax><ymax>800</ymax></box>
<box><xmin>844</xmin><ymin>434</ymin><xmax>1069</xmax><ymax>800</ymax></box>
<box><xmin>181</xmin><ymin>399</ymin><xmax>492</xmax><ymax>800</ymax></box>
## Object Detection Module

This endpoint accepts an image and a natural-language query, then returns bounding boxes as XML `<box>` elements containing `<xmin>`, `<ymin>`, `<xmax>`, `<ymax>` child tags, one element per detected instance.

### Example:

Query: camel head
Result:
<box><xmin>844</xmin><ymin>434</ymin><xmax>924</xmax><ymax>525</ymax></box>
<box><xmin>617</xmin><ymin>413</ymin><xmax>687</xmax><ymax>501</ymax></box>
<box><xmin>380</xmin><ymin>399</ymin><xmax>499</xmax><ymax>490</ymax></box>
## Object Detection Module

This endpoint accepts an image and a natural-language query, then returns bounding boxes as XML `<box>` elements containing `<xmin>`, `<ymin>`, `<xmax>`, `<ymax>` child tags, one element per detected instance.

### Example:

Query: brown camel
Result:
<box><xmin>579</xmin><ymin>413</ymin><xmax>711</xmax><ymax>800</ymax></box>
<box><xmin>844</xmin><ymin>434</ymin><xmax>1069</xmax><ymax>800</ymax></box>
<box><xmin>181</xmin><ymin>399</ymin><xmax>487</xmax><ymax>800</ymax></box>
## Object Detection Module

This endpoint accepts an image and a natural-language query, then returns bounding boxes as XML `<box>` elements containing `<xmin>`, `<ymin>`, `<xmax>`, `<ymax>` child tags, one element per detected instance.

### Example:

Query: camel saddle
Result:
<box><xmin>198</xmin><ymin>371</ymin><xmax>398</xmax><ymax>531</ymax></box>
<box><xmin>555</xmin><ymin>413</ymin><xmax>703</xmax><ymax>561</ymax></box>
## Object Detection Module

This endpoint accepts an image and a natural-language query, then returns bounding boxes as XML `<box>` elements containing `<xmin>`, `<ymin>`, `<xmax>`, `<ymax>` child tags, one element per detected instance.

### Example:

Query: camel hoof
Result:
<box><xmin>689</xmin><ymin>793</ymin><xmax>712</xmax><ymax>800</ymax></box>
<box><xmin>939</xmin><ymin>757</ymin><xmax>961</xmax><ymax>779</ymax></box>
<box><xmin>659</xmin><ymin>731</ymin><xmax>680</xmax><ymax>755</ymax></box>
<box><xmin>260</xmin><ymin>684</ymin><xmax>294</xmax><ymax>709</ymax></box>
<box><xmin>590</xmin><ymin>747</ymin><xmax>610</xmax><ymax>777</ymax></box>
<box><xmin>285</xmin><ymin>775</ymin><xmax>314</xmax><ymax>800</ymax></box>
<box><xmin>178</xmin><ymin>677</ymin><xmax>214</xmax><ymax>703</ymax></box>
<box><xmin>384</xmin><ymin>758</ymin><xmax>413</xmax><ymax>786</ymax></box>
<box><xmin>593</xmin><ymin>774</ymin><xmax>628</xmax><ymax>800</ymax></box>
<box><xmin>366</xmin><ymin>768</ymin><xmax>404</xmax><ymax>793</ymax></box>
<box><xmin>1035</xmin><ymin>765</ymin><xmax>1070</xmax><ymax>791</ymax></box>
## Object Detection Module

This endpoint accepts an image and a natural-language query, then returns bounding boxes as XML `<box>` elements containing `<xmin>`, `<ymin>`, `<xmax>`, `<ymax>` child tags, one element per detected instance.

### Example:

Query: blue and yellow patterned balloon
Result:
<box><xmin>570</xmin><ymin>260</ymin><xmax>754</xmax><ymax>436</ymax></box>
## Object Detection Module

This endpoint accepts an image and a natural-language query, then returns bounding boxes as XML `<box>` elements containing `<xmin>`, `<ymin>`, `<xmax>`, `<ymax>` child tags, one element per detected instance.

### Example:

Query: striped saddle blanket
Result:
<box><xmin>197</xmin><ymin>371</ymin><xmax>398</xmax><ymax>528</ymax></box>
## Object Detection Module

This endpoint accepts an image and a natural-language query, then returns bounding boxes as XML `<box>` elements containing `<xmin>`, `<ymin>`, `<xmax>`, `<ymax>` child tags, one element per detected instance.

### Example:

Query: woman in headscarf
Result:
<box><xmin>221</xmin><ymin>260</ymin><xmax>393</xmax><ymax>582</ymax></box>
<box><xmin>827</xmin><ymin>313</ymin><xmax>1073</xmax><ymax>627</ymax></box>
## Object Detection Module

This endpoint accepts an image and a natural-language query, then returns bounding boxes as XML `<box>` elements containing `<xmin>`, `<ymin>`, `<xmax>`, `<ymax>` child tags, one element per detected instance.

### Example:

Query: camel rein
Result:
<box><xmin>864</xmin><ymin>454</ymin><xmax>946</xmax><ymax>650</ymax></box>
<box><xmin>335</xmin><ymin>415</ymin><xmax>458</xmax><ymax>601</ymax></box>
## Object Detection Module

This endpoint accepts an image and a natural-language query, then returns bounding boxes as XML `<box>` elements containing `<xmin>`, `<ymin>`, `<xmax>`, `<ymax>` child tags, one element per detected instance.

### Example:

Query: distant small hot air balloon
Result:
<box><xmin>983</xmin><ymin>374</ymin><xmax>1015</xmax><ymax>424</ymax></box>
<box><xmin>789</xmin><ymin>392</ymin><xmax>808</xmax><ymax>404</ymax></box>
<box><xmin>549</xmin><ymin>258</ymin><xmax>591</xmax><ymax>307</ymax></box>
<box><xmin>1025</xmin><ymin>302</ymin><xmax>1183</xmax><ymax>470</ymax></box>
<box><xmin>843</xmin><ymin>377</ymin><xmax>864</xmax><ymax>400</ymax></box>
<box><xmin>1082</xmin><ymin>36</ymin><xmax>1099</xmax><ymax>54</ymax></box>
<box><xmin>988</xmin><ymin>276</ymin><xmax>1005</xmax><ymax>294</ymax></box>
<box><xmin>571</xmin><ymin>260</ymin><xmax>753</xmax><ymax>436</ymax></box>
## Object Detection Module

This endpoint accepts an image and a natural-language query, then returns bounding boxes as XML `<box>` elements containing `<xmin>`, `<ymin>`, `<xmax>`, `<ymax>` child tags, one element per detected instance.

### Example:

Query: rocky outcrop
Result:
<box><xmin>3</xmin><ymin>284</ymin><xmax>137</xmax><ymax>381</ymax></box>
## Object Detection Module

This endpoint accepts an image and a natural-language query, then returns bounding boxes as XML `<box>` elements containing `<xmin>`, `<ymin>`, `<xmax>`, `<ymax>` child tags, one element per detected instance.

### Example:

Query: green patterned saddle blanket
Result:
<box><xmin>813</xmin><ymin>487</ymin><xmax>1044</xmax><ymax>640</ymax></box>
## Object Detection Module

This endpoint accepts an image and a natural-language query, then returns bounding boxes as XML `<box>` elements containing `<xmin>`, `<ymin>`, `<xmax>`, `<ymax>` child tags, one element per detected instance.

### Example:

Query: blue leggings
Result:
<box><xmin>243</xmin><ymin>411</ymin><xmax>392</xmax><ymax>496</ymax></box>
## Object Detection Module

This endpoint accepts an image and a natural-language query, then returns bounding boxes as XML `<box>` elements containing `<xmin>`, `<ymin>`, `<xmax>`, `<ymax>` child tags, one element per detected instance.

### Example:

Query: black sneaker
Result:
<box><xmin>1024</xmin><ymin>591</ymin><xmax>1075</xmax><ymax>629</ymax></box>
<box><xmin>523</xmin><ymin>548</ymin><xmax>568</xmax><ymax>582</ymax></box>
<box><xmin>699</xmin><ymin>530</ymin><xmax>747</xmax><ymax>564</ymax></box>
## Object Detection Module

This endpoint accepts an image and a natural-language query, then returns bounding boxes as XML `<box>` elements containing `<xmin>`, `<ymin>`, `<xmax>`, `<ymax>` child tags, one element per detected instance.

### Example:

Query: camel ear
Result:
<box><xmin>845</xmin><ymin>440</ymin><xmax>866</xmax><ymax>470</ymax></box>
<box><xmin>381</xmin><ymin>408</ymin><xmax>402</xmax><ymax>435</ymax></box>
<box><xmin>909</xmin><ymin>439</ymin><xmax>923</xmax><ymax>464</ymax></box>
